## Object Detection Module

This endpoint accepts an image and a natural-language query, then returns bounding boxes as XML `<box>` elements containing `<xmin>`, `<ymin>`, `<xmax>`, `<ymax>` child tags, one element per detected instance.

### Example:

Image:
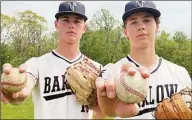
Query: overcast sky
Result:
<box><xmin>1</xmin><ymin>1</ymin><xmax>191</xmax><ymax>39</ymax></box>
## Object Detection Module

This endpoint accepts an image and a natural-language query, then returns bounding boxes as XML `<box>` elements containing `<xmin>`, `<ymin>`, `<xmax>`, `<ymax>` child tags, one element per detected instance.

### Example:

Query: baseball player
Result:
<box><xmin>1</xmin><ymin>1</ymin><xmax>101</xmax><ymax>119</ymax></box>
<box><xmin>1</xmin><ymin>1</ymin><xmax>151</xmax><ymax>119</ymax></box>
<box><xmin>97</xmin><ymin>1</ymin><xmax>191</xmax><ymax>119</ymax></box>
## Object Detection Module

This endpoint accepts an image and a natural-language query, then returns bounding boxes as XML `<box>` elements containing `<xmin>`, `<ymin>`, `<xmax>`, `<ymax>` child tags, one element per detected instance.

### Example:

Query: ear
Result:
<box><xmin>82</xmin><ymin>23</ymin><xmax>86</xmax><ymax>34</ymax></box>
<box><xmin>54</xmin><ymin>20</ymin><xmax>59</xmax><ymax>31</ymax></box>
<box><xmin>155</xmin><ymin>23</ymin><xmax>160</xmax><ymax>34</ymax></box>
<box><xmin>123</xmin><ymin>28</ymin><xmax>129</xmax><ymax>38</ymax></box>
<box><xmin>123</xmin><ymin>28</ymin><xmax>130</xmax><ymax>40</ymax></box>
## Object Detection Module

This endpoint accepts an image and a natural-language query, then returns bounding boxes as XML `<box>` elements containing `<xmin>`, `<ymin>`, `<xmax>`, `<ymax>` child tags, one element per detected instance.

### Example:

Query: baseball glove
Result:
<box><xmin>64</xmin><ymin>57</ymin><xmax>101</xmax><ymax>109</ymax></box>
<box><xmin>153</xmin><ymin>87</ymin><xmax>192</xmax><ymax>119</ymax></box>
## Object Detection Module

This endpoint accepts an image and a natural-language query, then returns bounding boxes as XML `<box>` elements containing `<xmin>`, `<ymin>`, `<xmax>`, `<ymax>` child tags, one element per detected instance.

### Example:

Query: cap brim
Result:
<box><xmin>122</xmin><ymin>7</ymin><xmax>161</xmax><ymax>21</ymax></box>
<box><xmin>55</xmin><ymin>11</ymin><xmax>88</xmax><ymax>21</ymax></box>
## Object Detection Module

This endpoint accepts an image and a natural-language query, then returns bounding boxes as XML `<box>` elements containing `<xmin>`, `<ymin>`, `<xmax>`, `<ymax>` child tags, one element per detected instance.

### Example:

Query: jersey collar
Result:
<box><xmin>52</xmin><ymin>50</ymin><xmax>83</xmax><ymax>64</ymax></box>
<box><xmin>126</xmin><ymin>55</ymin><xmax>162</xmax><ymax>74</ymax></box>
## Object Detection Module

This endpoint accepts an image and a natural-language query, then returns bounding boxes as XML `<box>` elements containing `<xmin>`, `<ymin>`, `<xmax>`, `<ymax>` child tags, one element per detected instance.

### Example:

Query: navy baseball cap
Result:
<box><xmin>55</xmin><ymin>1</ymin><xmax>88</xmax><ymax>21</ymax></box>
<box><xmin>122</xmin><ymin>1</ymin><xmax>161</xmax><ymax>21</ymax></box>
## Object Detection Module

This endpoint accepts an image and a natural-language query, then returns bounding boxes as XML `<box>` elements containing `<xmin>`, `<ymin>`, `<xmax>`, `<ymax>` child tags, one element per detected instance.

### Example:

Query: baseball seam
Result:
<box><xmin>120</xmin><ymin>72</ymin><xmax>145</xmax><ymax>100</ymax></box>
<box><xmin>1</xmin><ymin>80</ymin><xmax>26</xmax><ymax>87</ymax></box>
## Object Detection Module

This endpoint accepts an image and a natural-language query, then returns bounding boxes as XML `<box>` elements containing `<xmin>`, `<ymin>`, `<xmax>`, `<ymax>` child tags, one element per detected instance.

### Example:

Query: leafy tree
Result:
<box><xmin>0</xmin><ymin>14</ymin><xmax>16</xmax><ymax>71</ymax></box>
<box><xmin>156</xmin><ymin>30</ymin><xmax>191</xmax><ymax>77</ymax></box>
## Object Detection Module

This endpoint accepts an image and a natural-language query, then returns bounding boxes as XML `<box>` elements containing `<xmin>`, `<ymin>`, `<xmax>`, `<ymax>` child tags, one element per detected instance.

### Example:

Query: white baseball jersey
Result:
<box><xmin>24</xmin><ymin>50</ymin><xmax>102</xmax><ymax>119</ymax></box>
<box><xmin>112</xmin><ymin>55</ymin><xmax>191</xmax><ymax>119</ymax></box>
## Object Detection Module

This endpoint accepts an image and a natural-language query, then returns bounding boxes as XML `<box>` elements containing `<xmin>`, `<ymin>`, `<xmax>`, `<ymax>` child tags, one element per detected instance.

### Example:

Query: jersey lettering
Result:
<box><xmin>44</xmin><ymin>77</ymin><xmax>51</xmax><ymax>93</ymax></box>
<box><xmin>43</xmin><ymin>75</ymin><xmax>73</xmax><ymax>101</ymax></box>
<box><xmin>51</xmin><ymin>76</ymin><xmax>61</xmax><ymax>92</ymax></box>
<box><xmin>81</xmin><ymin>105</ymin><xmax>89</xmax><ymax>113</ymax></box>
<box><xmin>137</xmin><ymin>84</ymin><xmax>178</xmax><ymax>116</ymax></box>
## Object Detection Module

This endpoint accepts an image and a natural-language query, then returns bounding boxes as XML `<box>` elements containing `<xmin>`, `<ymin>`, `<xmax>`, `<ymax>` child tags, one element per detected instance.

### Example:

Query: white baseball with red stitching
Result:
<box><xmin>1</xmin><ymin>68</ymin><xmax>26</xmax><ymax>94</ymax></box>
<box><xmin>116</xmin><ymin>71</ymin><xmax>149</xmax><ymax>103</ymax></box>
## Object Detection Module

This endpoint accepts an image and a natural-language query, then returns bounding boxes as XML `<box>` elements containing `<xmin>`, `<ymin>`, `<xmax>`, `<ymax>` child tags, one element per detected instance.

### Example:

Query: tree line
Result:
<box><xmin>1</xmin><ymin>9</ymin><xmax>191</xmax><ymax>77</ymax></box>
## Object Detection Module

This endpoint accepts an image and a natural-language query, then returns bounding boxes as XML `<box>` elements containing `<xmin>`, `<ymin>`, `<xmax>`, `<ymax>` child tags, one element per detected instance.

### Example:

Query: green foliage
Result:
<box><xmin>82</xmin><ymin>9</ymin><xmax>127</xmax><ymax>65</ymax></box>
<box><xmin>156</xmin><ymin>30</ymin><xmax>191</xmax><ymax>77</ymax></box>
<box><xmin>1</xmin><ymin>11</ymin><xmax>48</xmax><ymax>68</ymax></box>
<box><xmin>88</xmin><ymin>9</ymin><xmax>119</xmax><ymax>31</ymax></box>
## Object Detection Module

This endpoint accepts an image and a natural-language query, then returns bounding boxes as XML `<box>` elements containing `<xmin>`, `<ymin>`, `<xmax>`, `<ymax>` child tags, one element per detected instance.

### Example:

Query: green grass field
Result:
<box><xmin>1</xmin><ymin>95</ymin><xmax>113</xmax><ymax>119</ymax></box>
<box><xmin>1</xmin><ymin>95</ymin><xmax>34</xmax><ymax>119</ymax></box>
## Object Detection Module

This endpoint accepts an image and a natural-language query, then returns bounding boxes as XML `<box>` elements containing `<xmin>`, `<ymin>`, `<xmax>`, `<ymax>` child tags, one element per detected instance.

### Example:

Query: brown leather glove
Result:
<box><xmin>65</xmin><ymin>57</ymin><xmax>101</xmax><ymax>109</ymax></box>
<box><xmin>154</xmin><ymin>87</ymin><xmax>192</xmax><ymax>119</ymax></box>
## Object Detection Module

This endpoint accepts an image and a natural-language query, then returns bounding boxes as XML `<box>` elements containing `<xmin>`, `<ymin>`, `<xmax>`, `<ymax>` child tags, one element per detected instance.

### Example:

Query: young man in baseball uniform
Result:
<box><xmin>1</xmin><ymin>1</ymin><xmax>151</xmax><ymax>119</ymax></box>
<box><xmin>1</xmin><ymin>1</ymin><xmax>101</xmax><ymax>119</ymax></box>
<box><xmin>98</xmin><ymin>1</ymin><xmax>191</xmax><ymax>119</ymax></box>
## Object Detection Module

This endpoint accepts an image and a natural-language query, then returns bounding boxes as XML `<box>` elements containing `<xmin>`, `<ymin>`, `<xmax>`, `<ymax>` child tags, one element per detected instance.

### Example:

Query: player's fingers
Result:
<box><xmin>104</xmin><ymin>76</ymin><xmax>116</xmax><ymax>98</ymax></box>
<box><xmin>3</xmin><ymin>63</ymin><xmax>13</xmax><ymax>74</ymax></box>
<box><xmin>12</xmin><ymin>87</ymin><xmax>30</xmax><ymax>99</ymax></box>
<box><xmin>18</xmin><ymin>64</ymin><xmax>27</xmax><ymax>73</ymax></box>
<box><xmin>122</xmin><ymin>66</ymin><xmax>137</xmax><ymax>76</ymax></box>
<box><xmin>127</xmin><ymin>67</ymin><xmax>137</xmax><ymax>76</ymax></box>
<box><xmin>12</xmin><ymin>92</ymin><xmax>19</xmax><ymax>99</ymax></box>
<box><xmin>96</xmin><ymin>77</ymin><xmax>106</xmax><ymax>97</ymax></box>
<box><xmin>137</xmin><ymin>67</ymin><xmax>150</xmax><ymax>79</ymax></box>
<box><xmin>1</xmin><ymin>91</ymin><xmax>9</xmax><ymax>104</ymax></box>
<box><xmin>121</xmin><ymin>62</ymin><xmax>136</xmax><ymax>72</ymax></box>
<box><xmin>121</xmin><ymin>63</ymin><xmax>137</xmax><ymax>76</ymax></box>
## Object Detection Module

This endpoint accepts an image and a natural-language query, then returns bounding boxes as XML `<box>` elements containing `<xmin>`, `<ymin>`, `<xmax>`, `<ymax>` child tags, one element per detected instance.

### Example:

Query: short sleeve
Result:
<box><xmin>24</xmin><ymin>57</ymin><xmax>39</xmax><ymax>85</ymax></box>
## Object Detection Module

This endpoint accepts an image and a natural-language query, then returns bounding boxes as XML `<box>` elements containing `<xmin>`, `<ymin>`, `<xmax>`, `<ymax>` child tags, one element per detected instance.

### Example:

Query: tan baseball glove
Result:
<box><xmin>153</xmin><ymin>87</ymin><xmax>192</xmax><ymax>119</ymax></box>
<box><xmin>64</xmin><ymin>57</ymin><xmax>101</xmax><ymax>109</ymax></box>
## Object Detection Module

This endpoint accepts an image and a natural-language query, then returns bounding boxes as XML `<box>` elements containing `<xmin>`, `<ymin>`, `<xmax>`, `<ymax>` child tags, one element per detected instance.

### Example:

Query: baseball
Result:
<box><xmin>1</xmin><ymin>68</ymin><xmax>26</xmax><ymax>94</ymax></box>
<box><xmin>116</xmin><ymin>71</ymin><xmax>149</xmax><ymax>103</ymax></box>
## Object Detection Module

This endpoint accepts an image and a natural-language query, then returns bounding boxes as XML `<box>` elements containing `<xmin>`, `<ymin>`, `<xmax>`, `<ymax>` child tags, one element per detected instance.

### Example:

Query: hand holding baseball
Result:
<box><xmin>1</xmin><ymin>63</ymin><xmax>30</xmax><ymax>105</ymax></box>
<box><xmin>96</xmin><ymin>62</ymin><xmax>150</xmax><ymax>118</ymax></box>
<box><xmin>116</xmin><ymin>63</ymin><xmax>149</xmax><ymax>104</ymax></box>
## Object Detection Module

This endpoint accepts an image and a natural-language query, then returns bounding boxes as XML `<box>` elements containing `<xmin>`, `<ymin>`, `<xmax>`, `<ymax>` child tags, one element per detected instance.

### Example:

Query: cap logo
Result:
<box><xmin>68</xmin><ymin>2</ymin><xmax>76</xmax><ymax>11</ymax></box>
<box><xmin>136</xmin><ymin>1</ymin><xmax>145</xmax><ymax>7</ymax></box>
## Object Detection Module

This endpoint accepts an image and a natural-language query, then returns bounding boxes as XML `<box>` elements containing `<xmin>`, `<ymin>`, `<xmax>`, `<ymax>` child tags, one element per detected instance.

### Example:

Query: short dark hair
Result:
<box><xmin>122</xmin><ymin>16</ymin><xmax>160</xmax><ymax>28</ymax></box>
<box><xmin>56</xmin><ymin>14</ymin><xmax>86</xmax><ymax>22</ymax></box>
